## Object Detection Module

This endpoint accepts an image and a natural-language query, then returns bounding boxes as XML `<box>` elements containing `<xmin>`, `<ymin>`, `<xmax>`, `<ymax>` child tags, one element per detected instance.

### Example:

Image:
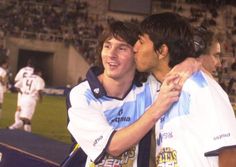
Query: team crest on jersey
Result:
<box><xmin>93</xmin><ymin>88</ymin><xmax>100</xmax><ymax>94</ymax></box>
<box><xmin>92</xmin><ymin>146</ymin><xmax>136</xmax><ymax>167</ymax></box>
<box><xmin>156</xmin><ymin>147</ymin><xmax>179</xmax><ymax>167</ymax></box>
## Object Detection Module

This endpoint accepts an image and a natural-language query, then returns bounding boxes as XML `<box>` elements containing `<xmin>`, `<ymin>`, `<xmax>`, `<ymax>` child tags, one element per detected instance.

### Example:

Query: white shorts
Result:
<box><xmin>20</xmin><ymin>95</ymin><xmax>37</xmax><ymax>120</ymax></box>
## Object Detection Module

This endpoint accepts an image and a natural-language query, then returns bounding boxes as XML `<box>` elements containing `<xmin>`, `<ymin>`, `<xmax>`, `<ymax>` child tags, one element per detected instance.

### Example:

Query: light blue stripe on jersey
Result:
<box><xmin>191</xmin><ymin>71</ymin><xmax>207</xmax><ymax>87</ymax></box>
<box><xmin>160</xmin><ymin>71</ymin><xmax>207</xmax><ymax>129</ymax></box>
<box><xmin>84</xmin><ymin>89</ymin><xmax>98</xmax><ymax>104</ymax></box>
<box><xmin>103</xmin><ymin>83</ymin><xmax>152</xmax><ymax>129</ymax></box>
<box><xmin>79</xmin><ymin>80</ymin><xmax>152</xmax><ymax>129</ymax></box>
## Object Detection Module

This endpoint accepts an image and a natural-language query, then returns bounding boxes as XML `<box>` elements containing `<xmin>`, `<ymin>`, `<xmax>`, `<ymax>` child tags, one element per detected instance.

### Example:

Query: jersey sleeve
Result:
<box><xmin>14</xmin><ymin>79</ymin><xmax>22</xmax><ymax>89</ymax></box>
<box><xmin>36</xmin><ymin>77</ymin><xmax>45</xmax><ymax>91</ymax></box>
<box><xmin>67</xmin><ymin>85</ymin><xmax>115</xmax><ymax>163</ymax></box>
<box><xmin>14</xmin><ymin>69</ymin><xmax>23</xmax><ymax>82</ymax></box>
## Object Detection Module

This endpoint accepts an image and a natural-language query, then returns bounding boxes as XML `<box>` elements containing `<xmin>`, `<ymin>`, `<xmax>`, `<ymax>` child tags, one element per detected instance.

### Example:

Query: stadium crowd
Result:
<box><xmin>0</xmin><ymin>0</ymin><xmax>103</xmax><ymax>64</ymax></box>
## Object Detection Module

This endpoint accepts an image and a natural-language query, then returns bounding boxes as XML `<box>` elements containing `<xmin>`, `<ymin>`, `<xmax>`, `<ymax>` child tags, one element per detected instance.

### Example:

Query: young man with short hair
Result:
<box><xmin>134</xmin><ymin>12</ymin><xmax>236</xmax><ymax>167</ymax></box>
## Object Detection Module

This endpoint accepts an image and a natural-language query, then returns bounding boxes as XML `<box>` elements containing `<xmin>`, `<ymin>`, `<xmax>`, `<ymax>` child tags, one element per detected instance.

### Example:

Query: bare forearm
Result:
<box><xmin>107</xmin><ymin>74</ymin><xmax>181</xmax><ymax>156</ymax></box>
<box><xmin>107</xmin><ymin>101</ymin><xmax>162</xmax><ymax>156</ymax></box>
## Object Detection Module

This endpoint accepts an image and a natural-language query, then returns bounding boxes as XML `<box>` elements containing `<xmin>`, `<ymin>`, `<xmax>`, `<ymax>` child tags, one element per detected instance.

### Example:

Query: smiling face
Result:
<box><xmin>133</xmin><ymin>34</ymin><xmax>159</xmax><ymax>73</ymax></box>
<box><xmin>200</xmin><ymin>42</ymin><xmax>222</xmax><ymax>74</ymax></box>
<box><xmin>101</xmin><ymin>36</ymin><xmax>136</xmax><ymax>80</ymax></box>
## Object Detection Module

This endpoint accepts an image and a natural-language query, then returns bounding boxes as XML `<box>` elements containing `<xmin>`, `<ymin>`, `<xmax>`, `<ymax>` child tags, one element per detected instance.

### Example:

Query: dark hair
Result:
<box><xmin>193</xmin><ymin>26</ymin><xmax>220</xmax><ymax>56</ymax></box>
<box><xmin>27</xmin><ymin>58</ymin><xmax>35</xmax><ymax>67</ymax></box>
<box><xmin>0</xmin><ymin>56</ymin><xmax>9</xmax><ymax>66</ymax></box>
<box><xmin>95</xmin><ymin>20</ymin><xmax>148</xmax><ymax>84</ymax></box>
<box><xmin>140</xmin><ymin>12</ymin><xmax>196</xmax><ymax>68</ymax></box>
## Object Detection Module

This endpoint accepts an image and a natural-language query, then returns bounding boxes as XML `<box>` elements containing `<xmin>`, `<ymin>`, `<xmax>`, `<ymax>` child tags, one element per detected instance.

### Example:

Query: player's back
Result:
<box><xmin>16</xmin><ymin>74</ymin><xmax>45</xmax><ymax>99</ymax></box>
<box><xmin>15</xmin><ymin>66</ymin><xmax>34</xmax><ymax>82</ymax></box>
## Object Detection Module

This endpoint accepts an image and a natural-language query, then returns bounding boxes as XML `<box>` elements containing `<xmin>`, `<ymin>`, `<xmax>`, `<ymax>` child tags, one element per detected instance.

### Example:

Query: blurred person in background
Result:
<box><xmin>0</xmin><ymin>56</ymin><xmax>9</xmax><ymax>118</ymax></box>
<box><xmin>9</xmin><ymin>67</ymin><xmax>45</xmax><ymax>132</ymax></box>
<box><xmin>9</xmin><ymin>58</ymin><xmax>35</xmax><ymax>129</ymax></box>
<box><xmin>194</xmin><ymin>26</ymin><xmax>223</xmax><ymax>78</ymax></box>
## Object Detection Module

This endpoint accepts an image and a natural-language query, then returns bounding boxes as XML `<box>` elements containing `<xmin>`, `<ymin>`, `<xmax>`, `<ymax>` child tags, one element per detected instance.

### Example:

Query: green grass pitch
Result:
<box><xmin>0</xmin><ymin>92</ymin><xmax>71</xmax><ymax>144</ymax></box>
<box><xmin>1</xmin><ymin>92</ymin><xmax>235</xmax><ymax>145</ymax></box>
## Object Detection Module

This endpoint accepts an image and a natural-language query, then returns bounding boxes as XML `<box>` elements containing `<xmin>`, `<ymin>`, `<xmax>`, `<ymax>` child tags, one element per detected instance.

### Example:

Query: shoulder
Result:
<box><xmin>183</xmin><ymin>71</ymin><xmax>208</xmax><ymax>90</ymax></box>
<box><xmin>70</xmin><ymin>80</ymin><xmax>92</xmax><ymax>98</ymax></box>
<box><xmin>25</xmin><ymin>66</ymin><xmax>34</xmax><ymax>71</ymax></box>
<box><xmin>69</xmin><ymin>80</ymin><xmax>97</xmax><ymax>107</ymax></box>
<box><xmin>183</xmin><ymin>71</ymin><xmax>229</xmax><ymax>99</ymax></box>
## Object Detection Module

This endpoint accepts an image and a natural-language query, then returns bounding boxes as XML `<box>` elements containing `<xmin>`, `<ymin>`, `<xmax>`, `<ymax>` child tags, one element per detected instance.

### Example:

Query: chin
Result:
<box><xmin>136</xmin><ymin>66</ymin><xmax>145</xmax><ymax>72</ymax></box>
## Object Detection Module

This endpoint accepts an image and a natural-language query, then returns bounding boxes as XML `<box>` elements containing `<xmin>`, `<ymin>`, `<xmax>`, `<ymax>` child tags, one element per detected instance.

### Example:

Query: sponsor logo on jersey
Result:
<box><xmin>93</xmin><ymin>135</ymin><xmax>103</xmax><ymax>146</ymax></box>
<box><xmin>110</xmin><ymin>116</ymin><xmax>131</xmax><ymax>124</ymax></box>
<box><xmin>110</xmin><ymin>109</ymin><xmax>131</xmax><ymax>124</ymax></box>
<box><xmin>93</xmin><ymin>88</ymin><xmax>100</xmax><ymax>94</ymax></box>
<box><xmin>94</xmin><ymin>146</ymin><xmax>136</xmax><ymax>167</ymax></box>
<box><xmin>157</xmin><ymin>132</ymin><xmax>173</xmax><ymax>146</ymax></box>
<box><xmin>156</xmin><ymin>147</ymin><xmax>179</xmax><ymax>167</ymax></box>
<box><xmin>213</xmin><ymin>133</ymin><xmax>230</xmax><ymax>140</ymax></box>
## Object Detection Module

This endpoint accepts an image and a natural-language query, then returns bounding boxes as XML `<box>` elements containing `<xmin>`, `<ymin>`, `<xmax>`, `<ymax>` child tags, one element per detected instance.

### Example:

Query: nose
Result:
<box><xmin>216</xmin><ymin>58</ymin><xmax>222</xmax><ymax>68</ymax></box>
<box><xmin>107</xmin><ymin>47</ymin><xmax>117</xmax><ymax>58</ymax></box>
<box><xmin>133</xmin><ymin>41</ymin><xmax>139</xmax><ymax>54</ymax></box>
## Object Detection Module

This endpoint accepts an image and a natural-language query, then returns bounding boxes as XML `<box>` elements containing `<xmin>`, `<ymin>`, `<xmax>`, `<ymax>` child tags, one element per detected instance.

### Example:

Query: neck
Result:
<box><xmin>201</xmin><ymin>67</ymin><xmax>215</xmax><ymax>79</ymax></box>
<box><xmin>99</xmin><ymin>74</ymin><xmax>134</xmax><ymax>98</ymax></box>
<box><xmin>151</xmin><ymin>63</ymin><xmax>171</xmax><ymax>82</ymax></box>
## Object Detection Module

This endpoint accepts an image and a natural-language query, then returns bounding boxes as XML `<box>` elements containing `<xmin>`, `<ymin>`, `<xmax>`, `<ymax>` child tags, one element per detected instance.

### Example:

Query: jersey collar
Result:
<box><xmin>86</xmin><ymin>66</ymin><xmax>106</xmax><ymax>98</ymax></box>
<box><xmin>86</xmin><ymin>66</ymin><xmax>144</xmax><ymax>99</ymax></box>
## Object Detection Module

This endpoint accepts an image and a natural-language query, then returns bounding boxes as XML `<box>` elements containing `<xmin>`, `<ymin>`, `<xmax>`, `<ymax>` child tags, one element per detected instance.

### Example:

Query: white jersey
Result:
<box><xmin>0</xmin><ymin>67</ymin><xmax>7</xmax><ymax>103</ymax></box>
<box><xmin>15</xmin><ymin>66</ymin><xmax>34</xmax><ymax>106</ymax></box>
<box><xmin>67</xmin><ymin>67</ymin><xmax>155</xmax><ymax>167</ymax></box>
<box><xmin>14</xmin><ymin>66</ymin><xmax>34</xmax><ymax>82</ymax></box>
<box><xmin>15</xmin><ymin>74</ymin><xmax>45</xmax><ymax>100</ymax></box>
<box><xmin>153</xmin><ymin>71</ymin><xmax>236</xmax><ymax>167</ymax></box>
<box><xmin>15</xmin><ymin>74</ymin><xmax>45</xmax><ymax>120</ymax></box>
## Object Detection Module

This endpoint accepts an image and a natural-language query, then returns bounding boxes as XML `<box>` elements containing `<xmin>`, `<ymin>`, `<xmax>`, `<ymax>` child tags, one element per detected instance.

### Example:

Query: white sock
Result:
<box><xmin>24</xmin><ymin>124</ymin><xmax>31</xmax><ymax>132</ymax></box>
<box><xmin>9</xmin><ymin>120</ymin><xmax>23</xmax><ymax>130</ymax></box>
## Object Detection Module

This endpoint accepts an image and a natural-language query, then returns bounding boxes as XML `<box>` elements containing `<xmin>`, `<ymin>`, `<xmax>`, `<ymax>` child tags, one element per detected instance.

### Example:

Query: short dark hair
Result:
<box><xmin>140</xmin><ymin>12</ymin><xmax>196</xmax><ymax>68</ymax></box>
<box><xmin>27</xmin><ymin>58</ymin><xmax>35</xmax><ymax>67</ymax></box>
<box><xmin>0</xmin><ymin>56</ymin><xmax>9</xmax><ymax>66</ymax></box>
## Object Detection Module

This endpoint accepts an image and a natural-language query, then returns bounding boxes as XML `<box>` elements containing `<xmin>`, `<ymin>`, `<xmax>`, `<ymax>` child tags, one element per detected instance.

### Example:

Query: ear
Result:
<box><xmin>157</xmin><ymin>44</ymin><xmax>169</xmax><ymax>59</ymax></box>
